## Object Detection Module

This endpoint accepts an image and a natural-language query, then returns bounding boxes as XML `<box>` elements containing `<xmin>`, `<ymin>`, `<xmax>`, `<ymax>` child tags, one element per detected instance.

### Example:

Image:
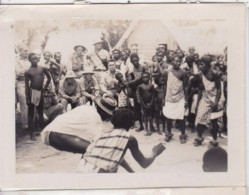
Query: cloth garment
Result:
<box><xmin>41</xmin><ymin>105</ymin><xmax>103</xmax><ymax>144</ymax></box>
<box><xmin>163</xmin><ymin>70</ymin><xmax>185</xmax><ymax>120</ymax></box>
<box><xmin>82</xmin><ymin>128</ymin><xmax>130</xmax><ymax>173</ymax></box>
<box><xmin>118</xmin><ymin>90</ymin><xmax>127</xmax><ymax>108</ymax></box>
<box><xmin>190</xmin><ymin>94</ymin><xmax>198</xmax><ymax>114</ymax></box>
<box><xmin>78</xmin><ymin>158</ymin><xmax>101</xmax><ymax>173</ymax></box>
<box><xmin>195</xmin><ymin>74</ymin><xmax>217</xmax><ymax>125</ymax></box>
<box><xmin>31</xmin><ymin>89</ymin><xmax>42</xmax><ymax>106</ymax></box>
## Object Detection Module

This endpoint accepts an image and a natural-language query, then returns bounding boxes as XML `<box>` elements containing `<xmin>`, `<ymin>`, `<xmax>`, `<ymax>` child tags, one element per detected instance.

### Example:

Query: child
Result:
<box><xmin>79</xmin><ymin>108</ymin><xmax>166</xmax><ymax>173</ymax></box>
<box><xmin>25</xmin><ymin>53</ymin><xmax>51</xmax><ymax>140</ymax></box>
<box><xmin>137</xmin><ymin>72</ymin><xmax>155</xmax><ymax>136</ymax></box>
<box><xmin>154</xmin><ymin>76</ymin><xmax>166</xmax><ymax>135</ymax></box>
<box><xmin>115</xmin><ymin>72</ymin><xmax>129</xmax><ymax>108</ymax></box>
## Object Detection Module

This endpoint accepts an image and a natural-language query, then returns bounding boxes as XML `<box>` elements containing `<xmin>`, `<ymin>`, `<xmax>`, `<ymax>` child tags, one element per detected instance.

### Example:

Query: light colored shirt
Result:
<box><xmin>15</xmin><ymin>57</ymin><xmax>30</xmax><ymax>79</ymax></box>
<box><xmin>79</xmin><ymin>76</ymin><xmax>100</xmax><ymax>96</ymax></box>
<box><xmin>41</xmin><ymin>105</ymin><xmax>103</xmax><ymax>143</ymax></box>
<box><xmin>89</xmin><ymin>49</ymin><xmax>110</xmax><ymax>70</ymax></box>
<box><xmin>101</xmin><ymin>69</ymin><xmax>120</xmax><ymax>91</ymax></box>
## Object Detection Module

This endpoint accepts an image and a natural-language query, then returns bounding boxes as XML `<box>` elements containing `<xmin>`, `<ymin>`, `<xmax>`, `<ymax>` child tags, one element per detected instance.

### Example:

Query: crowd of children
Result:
<box><xmin>15</xmin><ymin>41</ymin><xmax>227</xmax><ymax>147</ymax></box>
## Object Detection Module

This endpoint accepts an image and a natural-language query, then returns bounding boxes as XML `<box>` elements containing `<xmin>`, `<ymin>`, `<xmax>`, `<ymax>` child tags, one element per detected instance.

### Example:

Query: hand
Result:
<box><xmin>152</xmin><ymin>143</ymin><xmax>166</xmax><ymax>156</ymax></box>
<box><xmin>49</xmin><ymin>58</ymin><xmax>56</xmax><ymax>64</ymax></box>
<box><xmin>212</xmin><ymin>103</ymin><xmax>218</xmax><ymax>112</ymax></box>
<box><xmin>90</xmin><ymin>95</ymin><xmax>95</xmax><ymax>101</ymax></box>
<box><xmin>184</xmin><ymin>102</ymin><xmax>188</xmax><ymax>109</ymax></box>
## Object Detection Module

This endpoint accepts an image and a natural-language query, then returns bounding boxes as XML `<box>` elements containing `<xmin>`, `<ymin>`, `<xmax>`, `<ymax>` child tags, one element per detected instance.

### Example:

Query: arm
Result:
<box><xmin>59</xmin><ymin>80</ymin><xmax>70</xmax><ymax>100</ymax></box>
<box><xmin>213</xmin><ymin>73</ymin><xmax>221</xmax><ymax>111</ymax></box>
<box><xmin>148</xmin><ymin>85</ymin><xmax>155</xmax><ymax>107</ymax></box>
<box><xmin>120</xmin><ymin>159</ymin><xmax>135</xmax><ymax>173</ymax></box>
<box><xmin>43</xmin><ymin>67</ymin><xmax>51</xmax><ymax>90</ymax></box>
<box><xmin>195</xmin><ymin>74</ymin><xmax>203</xmax><ymax>113</ymax></box>
<box><xmin>127</xmin><ymin>136</ymin><xmax>165</xmax><ymax>168</ymax></box>
<box><xmin>182</xmin><ymin>71</ymin><xmax>189</xmax><ymax>107</ymax></box>
<box><xmin>138</xmin><ymin>85</ymin><xmax>146</xmax><ymax>108</ymax></box>
<box><xmin>24</xmin><ymin>71</ymin><xmax>30</xmax><ymax>105</ymax></box>
<box><xmin>127</xmin><ymin>72</ymin><xmax>141</xmax><ymax>87</ymax></box>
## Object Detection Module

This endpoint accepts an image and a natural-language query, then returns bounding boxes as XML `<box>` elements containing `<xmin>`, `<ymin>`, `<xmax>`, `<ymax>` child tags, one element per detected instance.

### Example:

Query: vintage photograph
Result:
<box><xmin>15</xmin><ymin>18</ymin><xmax>228</xmax><ymax>174</ymax></box>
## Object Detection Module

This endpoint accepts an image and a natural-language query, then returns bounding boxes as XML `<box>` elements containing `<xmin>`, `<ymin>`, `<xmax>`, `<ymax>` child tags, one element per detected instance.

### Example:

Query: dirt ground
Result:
<box><xmin>16</xmin><ymin>121</ymin><xmax>227</xmax><ymax>174</ymax></box>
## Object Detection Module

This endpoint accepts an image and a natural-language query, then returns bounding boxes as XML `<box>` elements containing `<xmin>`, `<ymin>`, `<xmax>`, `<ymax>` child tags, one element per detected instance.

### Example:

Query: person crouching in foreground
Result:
<box><xmin>79</xmin><ymin>108</ymin><xmax>166</xmax><ymax>173</ymax></box>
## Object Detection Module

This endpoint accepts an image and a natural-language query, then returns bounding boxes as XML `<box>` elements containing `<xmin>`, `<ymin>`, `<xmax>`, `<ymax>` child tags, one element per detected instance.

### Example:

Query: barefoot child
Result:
<box><xmin>25</xmin><ymin>53</ymin><xmax>51</xmax><ymax>140</ymax></box>
<box><xmin>115</xmin><ymin>72</ymin><xmax>129</xmax><ymax>108</ymax></box>
<box><xmin>163</xmin><ymin>56</ymin><xmax>188</xmax><ymax>144</ymax></box>
<box><xmin>154</xmin><ymin>76</ymin><xmax>166</xmax><ymax>135</ymax></box>
<box><xmin>137</xmin><ymin>72</ymin><xmax>155</xmax><ymax>136</ymax></box>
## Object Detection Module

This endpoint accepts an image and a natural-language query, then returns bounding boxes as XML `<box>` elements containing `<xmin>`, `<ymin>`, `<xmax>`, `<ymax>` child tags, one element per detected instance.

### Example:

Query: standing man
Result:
<box><xmin>127</xmin><ymin>53</ymin><xmax>146</xmax><ymax>132</ymax></box>
<box><xmin>163</xmin><ymin>56</ymin><xmax>188</xmax><ymax>144</ymax></box>
<box><xmin>16</xmin><ymin>44</ymin><xmax>30</xmax><ymax>132</ymax></box>
<box><xmin>71</xmin><ymin>45</ymin><xmax>87</xmax><ymax>78</ymax></box>
<box><xmin>50</xmin><ymin>52</ymin><xmax>67</xmax><ymax>94</ymax></box>
<box><xmin>89</xmin><ymin>40</ymin><xmax>110</xmax><ymax>84</ymax></box>
<box><xmin>193</xmin><ymin>55</ymin><xmax>221</xmax><ymax>147</ymax></box>
<box><xmin>25</xmin><ymin>53</ymin><xmax>51</xmax><ymax>140</ymax></box>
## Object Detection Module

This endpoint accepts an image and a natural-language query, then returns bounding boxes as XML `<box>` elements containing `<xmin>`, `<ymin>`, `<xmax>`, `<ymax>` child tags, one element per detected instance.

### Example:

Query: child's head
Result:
<box><xmin>111</xmin><ymin>108</ymin><xmax>135</xmax><ymax>130</ymax></box>
<box><xmin>198</xmin><ymin>55</ymin><xmax>212</xmax><ymax>73</ymax></box>
<box><xmin>171</xmin><ymin>55</ymin><xmax>181</xmax><ymax>70</ymax></box>
<box><xmin>202</xmin><ymin>147</ymin><xmax>227</xmax><ymax>172</ymax></box>
<box><xmin>115</xmin><ymin>72</ymin><xmax>124</xmax><ymax>82</ymax></box>
<box><xmin>141</xmin><ymin>72</ymin><xmax>150</xmax><ymax>84</ymax></box>
<box><xmin>154</xmin><ymin>76</ymin><xmax>165</xmax><ymax>86</ymax></box>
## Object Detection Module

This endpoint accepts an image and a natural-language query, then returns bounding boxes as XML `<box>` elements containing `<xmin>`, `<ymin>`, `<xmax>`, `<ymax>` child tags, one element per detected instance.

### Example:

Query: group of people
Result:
<box><xmin>15</xmin><ymin>38</ymin><xmax>227</xmax><ymax>172</ymax></box>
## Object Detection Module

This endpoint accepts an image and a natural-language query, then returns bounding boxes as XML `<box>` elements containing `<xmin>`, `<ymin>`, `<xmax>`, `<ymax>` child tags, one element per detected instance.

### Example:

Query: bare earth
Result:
<box><xmin>16</xmin><ymin>122</ymin><xmax>227</xmax><ymax>174</ymax></box>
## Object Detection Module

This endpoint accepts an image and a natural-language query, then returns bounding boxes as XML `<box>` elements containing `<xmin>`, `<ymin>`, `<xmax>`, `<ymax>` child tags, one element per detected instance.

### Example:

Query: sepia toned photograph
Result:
<box><xmin>15</xmin><ymin>18</ymin><xmax>228</xmax><ymax>174</ymax></box>
<box><xmin>0</xmin><ymin>4</ymin><xmax>245</xmax><ymax>189</ymax></box>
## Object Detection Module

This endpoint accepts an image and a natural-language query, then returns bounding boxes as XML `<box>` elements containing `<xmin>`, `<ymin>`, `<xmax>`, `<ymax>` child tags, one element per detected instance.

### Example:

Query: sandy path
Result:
<box><xmin>16</xmin><ymin>123</ymin><xmax>227</xmax><ymax>174</ymax></box>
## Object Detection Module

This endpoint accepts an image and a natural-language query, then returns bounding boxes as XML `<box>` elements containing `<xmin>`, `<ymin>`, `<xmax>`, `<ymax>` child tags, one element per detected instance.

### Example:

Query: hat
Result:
<box><xmin>74</xmin><ymin>45</ymin><xmax>86</xmax><ymax>52</ymax></box>
<box><xmin>95</xmin><ymin>94</ymin><xmax>117</xmax><ymax>115</ymax></box>
<box><xmin>93</xmin><ymin>40</ymin><xmax>103</xmax><ymax>45</ymax></box>
<box><xmin>65</xmin><ymin>71</ymin><xmax>77</xmax><ymax>79</ymax></box>
<box><xmin>82</xmin><ymin>70</ymin><xmax>95</xmax><ymax>75</ymax></box>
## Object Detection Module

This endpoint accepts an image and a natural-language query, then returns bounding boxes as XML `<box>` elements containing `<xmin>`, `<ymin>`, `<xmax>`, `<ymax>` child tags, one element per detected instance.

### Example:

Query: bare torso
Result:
<box><xmin>139</xmin><ymin>83</ymin><xmax>154</xmax><ymax>104</ymax></box>
<box><xmin>26</xmin><ymin>66</ymin><xmax>45</xmax><ymax>90</ymax></box>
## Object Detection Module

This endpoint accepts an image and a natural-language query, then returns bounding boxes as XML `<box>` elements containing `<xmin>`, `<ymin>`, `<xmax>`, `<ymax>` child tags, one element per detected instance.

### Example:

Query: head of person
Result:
<box><xmin>130</xmin><ymin>53</ymin><xmax>140</xmax><ymax>68</ymax></box>
<box><xmin>171</xmin><ymin>55</ymin><xmax>181</xmax><ymax>70</ymax></box>
<box><xmin>185</xmin><ymin>55</ymin><xmax>194</xmax><ymax>68</ymax></box>
<box><xmin>54</xmin><ymin>52</ymin><xmax>61</xmax><ymax>63</ymax></box>
<box><xmin>43</xmin><ymin>51</ymin><xmax>52</xmax><ymax>62</ymax></box>
<box><xmin>123</xmin><ymin>48</ymin><xmax>131</xmax><ymax>57</ymax></box>
<box><xmin>154</xmin><ymin>76</ymin><xmax>165</xmax><ymax>87</ymax></box>
<box><xmin>188</xmin><ymin>47</ymin><xmax>195</xmax><ymax>56</ymax></box>
<box><xmin>112</xmin><ymin>49</ymin><xmax>121</xmax><ymax>60</ymax></box>
<box><xmin>111</xmin><ymin>108</ymin><xmax>135</xmax><ymax>131</ymax></box>
<box><xmin>95</xmin><ymin>94</ymin><xmax>117</xmax><ymax>121</ymax></box>
<box><xmin>108</xmin><ymin>60</ymin><xmax>116</xmax><ymax>72</ymax></box>
<box><xmin>156</xmin><ymin>51</ymin><xmax>164</xmax><ymax>63</ymax></box>
<box><xmin>83</xmin><ymin>71</ymin><xmax>94</xmax><ymax>81</ymax></box>
<box><xmin>198</xmin><ymin>55</ymin><xmax>212</xmax><ymax>73</ymax></box>
<box><xmin>115</xmin><ymin>72</ymin><xmax>124</xmax><ymax>82</ymax></box>
<box><xmin>121</xmin><ymin>50</ymin><xmax>128</xmax><ymax>61</ymax></box>
<box><xmin>193</xmin><ymin>53</ymin><xmax>199</xmax><ymax>62</ymax></box>
<box><xmin>202</xmin><ymin>147</ymin><xmax>228</xmax><ymax>172</ymax></box>
<box><xmin>18</xmin><ymin>44</ymin><xmax>29</xmax><ymax>59</ymax></box>
<box><xmin>174</xmin><ymin>49</ymin><xmax>185</xmax><ymax>59</ymax></box>
<box><xmin>33</xmin><ymin>50</ymin><xmax>41</xmax><ymax>62</ymax></box>
<box><xmin>130</xmin><ymin>43</ymin><xmax>139</xmax><ymax>54</ymax></box>
<box><xmin>141</xmin><ymin>72</ymin><xmax>150</xmax><ymax>84</ymax></box>
<box><xmin>94</xmin><ymin>41</ymin><xmax>103</xmax><ymax>51</ymax></box>
<box><xmin>74</xmin><ymin>45</ymin><xmax>85</xmax><ymax>56</ymax></box>
<box><xmin>65</xmin><ymin>71</ymin><xmax>77</xmax><ymax>84</ymax></box>
<box><xmin>166</xmin><ymin>50</ymin><xmax>174</xmax><ymax>63</ymax></box>
<box><xmin>157</xmin><ymin>44</ymin><xmax>167</xmax><ymax>54</ymax></box>
<box><xmin>28</xmin><ymin>53</ymin><xmax>39</xmax><ymax>65</ymax></box>
<box><xmin>152</xmin><ymin>55</ymin><xmax>158</xmax><ymax>66</ymax></box>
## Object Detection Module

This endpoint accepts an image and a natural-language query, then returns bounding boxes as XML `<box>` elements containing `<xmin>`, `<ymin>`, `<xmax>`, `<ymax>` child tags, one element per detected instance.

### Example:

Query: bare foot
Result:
<box><xmin>158</xmin><ymin>130</ymin><xmax>163</xmax><ymax>135</ymax></box>
<box><xmin>145</xmin><ymin>131</ymin><xmax>152</xmax><ymax>136</ymax></box>
<box><xmin>136</xmin><ymin>126</ymin><xmax>144</xmax><ymax>132</ymax></box>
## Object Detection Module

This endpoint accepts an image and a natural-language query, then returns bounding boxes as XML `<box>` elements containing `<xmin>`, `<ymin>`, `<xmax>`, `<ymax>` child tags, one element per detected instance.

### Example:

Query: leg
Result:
<box><xmin>134</xmin><ymin>95</ymin><xmax>144</xmax><ymax>132</ymax></box>
<box><xmin>161</xmin><ymin>111</ymin><xmax>166</xmax><ymax>133</ymax></box>
<box><xmin>71</xmin><ymin>100</ymin><xmax>79</xmax><ymax>110</ymax></box>
<box><xmin>16</xmin><ymin>81</ymin><xmax>28</xmax><ymax>130</ymax></box>
<box><xmin>61</xmin><ymin>98</ymin><xmax>69</xmax><ymax>113</ymax></box>
<box><xmin>49</xmin><ymin>132</ymin><xmax>90</xmax><ymax>154</ymax></box>
<box><xmin>210</xmin><ymin>119</ymin><xmax>219</xmax><ymax>147</ymax></box>
<box><xmin>193</xmin><ymin>124</ymin><xmax>205</xmax><ymax>146</ymax></box>
<box><xmin>37</xmin><ymin>95</ymin><xmax>45</xmax><ymax>130</ymax></box>
<box><xmin>28</xmin><ymin>103</ymin><xmax>36</xmax><ymax>140</ymax></box>
<box><xmin>155</xmin><ymin>111</ymin><xmax>161</xmax><ymax>134</ymax></box>
<box><xmin>165</xmin><ymin>118</ymin><xmax>173</xmax><ymax>142</ymax></box>
<box><xmin>45</xmin><ymin>103</ymin><xmax>63</xmax><ymax>124</ymax></box>
<box><xmin>179</xmin><ymin>119</ymin><xmax>187</xmax><ymax>144</ymax></box>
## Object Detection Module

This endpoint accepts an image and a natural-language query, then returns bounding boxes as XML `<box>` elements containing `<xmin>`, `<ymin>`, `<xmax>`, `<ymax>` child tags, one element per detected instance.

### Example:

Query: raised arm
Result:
<box><xmin>43</xmin><ymin>67</ymin><xmax>51</xmax><ymax>90</ymax></box>
<box><xmin>127</xmin><ymin>136</ymin><xmax>165</xmax><ymax>168</ymax></box>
